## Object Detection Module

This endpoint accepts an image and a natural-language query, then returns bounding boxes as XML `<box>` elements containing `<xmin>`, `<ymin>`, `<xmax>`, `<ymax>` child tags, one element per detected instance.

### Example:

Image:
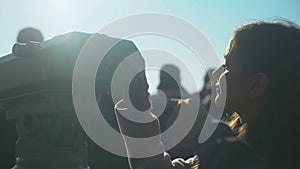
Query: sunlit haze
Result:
<box><xmin>1</xmin><ymin>0</ymin><xmax>299</xmax><ymax>94</ymax></box>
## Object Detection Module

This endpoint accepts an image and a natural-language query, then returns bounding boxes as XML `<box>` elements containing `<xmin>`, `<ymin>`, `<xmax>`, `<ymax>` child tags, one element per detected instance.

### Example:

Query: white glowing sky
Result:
<box><xmin>1</xmin><ymin>0</ymin><xmax>299</xmax><ymax>93</ymax></box>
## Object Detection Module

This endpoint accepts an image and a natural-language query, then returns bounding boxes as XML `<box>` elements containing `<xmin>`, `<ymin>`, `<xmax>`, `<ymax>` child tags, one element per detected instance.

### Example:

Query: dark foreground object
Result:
<box><xmin>0</xmin><ymin>32</ymin><xmax>137</xmax><ymax>169</ymax></box>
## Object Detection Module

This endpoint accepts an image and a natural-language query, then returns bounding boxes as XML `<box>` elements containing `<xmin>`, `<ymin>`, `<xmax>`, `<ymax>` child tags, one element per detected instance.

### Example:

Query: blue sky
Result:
<box><xmin>1</xmin><ymin>0</ymin><xmax>299</xmax><ymax>93</ymax></box>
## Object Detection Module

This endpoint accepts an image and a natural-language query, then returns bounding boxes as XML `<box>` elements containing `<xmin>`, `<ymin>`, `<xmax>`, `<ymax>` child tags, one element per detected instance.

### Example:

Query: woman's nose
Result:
<box><xmin>212</xmin><ymin>65</ymin><xmax>224</xmax><ymax>80</ymax></box>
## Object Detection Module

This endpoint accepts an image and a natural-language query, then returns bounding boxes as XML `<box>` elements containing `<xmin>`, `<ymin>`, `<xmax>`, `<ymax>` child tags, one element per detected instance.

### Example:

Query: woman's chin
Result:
<box><xmin>214</xmin><ymin>93</ymin><xmax>226</xmax><ymax>109</ymax></box>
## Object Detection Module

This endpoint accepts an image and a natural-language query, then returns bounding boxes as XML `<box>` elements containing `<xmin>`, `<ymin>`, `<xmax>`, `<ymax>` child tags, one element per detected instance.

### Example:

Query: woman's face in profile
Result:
<box><xmin>213</xmin><ymin>39</ymin><xmax>249</xmax><ymax>112</ymax></box>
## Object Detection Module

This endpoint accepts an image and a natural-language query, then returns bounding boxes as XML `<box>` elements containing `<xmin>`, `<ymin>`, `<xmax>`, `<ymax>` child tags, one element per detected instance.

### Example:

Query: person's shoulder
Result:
<box><xmin>196</xmin><ymin>123</ymin><xmax>269</xmax><ymax>169</ymax></box>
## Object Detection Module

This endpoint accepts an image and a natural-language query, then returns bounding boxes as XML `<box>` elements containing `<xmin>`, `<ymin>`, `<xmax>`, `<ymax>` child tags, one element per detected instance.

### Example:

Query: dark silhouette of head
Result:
<box><xmin>17</xmin><ymin>27</ymin><xmax>44</xmax><ymax>43</ymax></box>
<box><xmin>158</xmin><ymin>64</ymin><xmax>181</xmax><ymax>90</ymax></box>
<box><xmin>226</xmin><ymin>20</ymin><xmax>300</xmax><ymax>164</ymax></box>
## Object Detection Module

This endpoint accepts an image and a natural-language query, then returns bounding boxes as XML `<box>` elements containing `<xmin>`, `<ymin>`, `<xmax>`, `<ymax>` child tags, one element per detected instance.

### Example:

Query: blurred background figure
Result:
<box><xmin>151</xmin><ymin>64</ymin><xmax>194</xmax><ymax>158</ymax></box>
<box><xmin>199</xmin><ymin>68</ymin><xmax>215</xmax><ymax>111</ymax></box>
<box><xmin>17</xmin><ymin>27</ymin><xmax>44</xmax><ymax>43</ymax></box>
<box><xmin>151</xmin><ymin>64</ymin><xmax>190</xmax><ymax>132</ymax></box>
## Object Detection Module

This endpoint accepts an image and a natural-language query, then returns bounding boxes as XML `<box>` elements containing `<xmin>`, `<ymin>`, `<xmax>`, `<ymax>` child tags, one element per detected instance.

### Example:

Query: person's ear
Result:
<box><xmin>247</xmin><ymin>73</ymin><xmax>269</xmax><ymax>99</ymax></box>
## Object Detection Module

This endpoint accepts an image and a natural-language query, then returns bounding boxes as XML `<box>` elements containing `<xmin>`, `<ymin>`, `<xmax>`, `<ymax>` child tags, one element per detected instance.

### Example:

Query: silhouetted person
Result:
<box><xmin>152</xmin><ymin>64</ymin><xmax>190</xmax><ymax>132</ymax></box>
<box><xmin>150</xmin><ymin>64</ymin><xmax>194</xmax><ymax>158</ymax></box>
<box><xmin>115</xmin><ymin>20</ymin><xmax>300</xmax><ymax>169</ymax></box>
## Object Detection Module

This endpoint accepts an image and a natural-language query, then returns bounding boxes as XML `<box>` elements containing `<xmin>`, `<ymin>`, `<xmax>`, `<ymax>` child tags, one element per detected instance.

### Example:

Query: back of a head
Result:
<box><xmin>158</xmin><ymin>64</ymin><xmax>181</xmax><ymax>90</ymax></box>
<box><xmin>17</xmin><ymin>27</ymin><xmax>44</xmax><ymax>43</ymax></box>
<box><xmin>233</xmin><ymin>21</ymin><xmax>300</xmax><ymax>164</ymax></box>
